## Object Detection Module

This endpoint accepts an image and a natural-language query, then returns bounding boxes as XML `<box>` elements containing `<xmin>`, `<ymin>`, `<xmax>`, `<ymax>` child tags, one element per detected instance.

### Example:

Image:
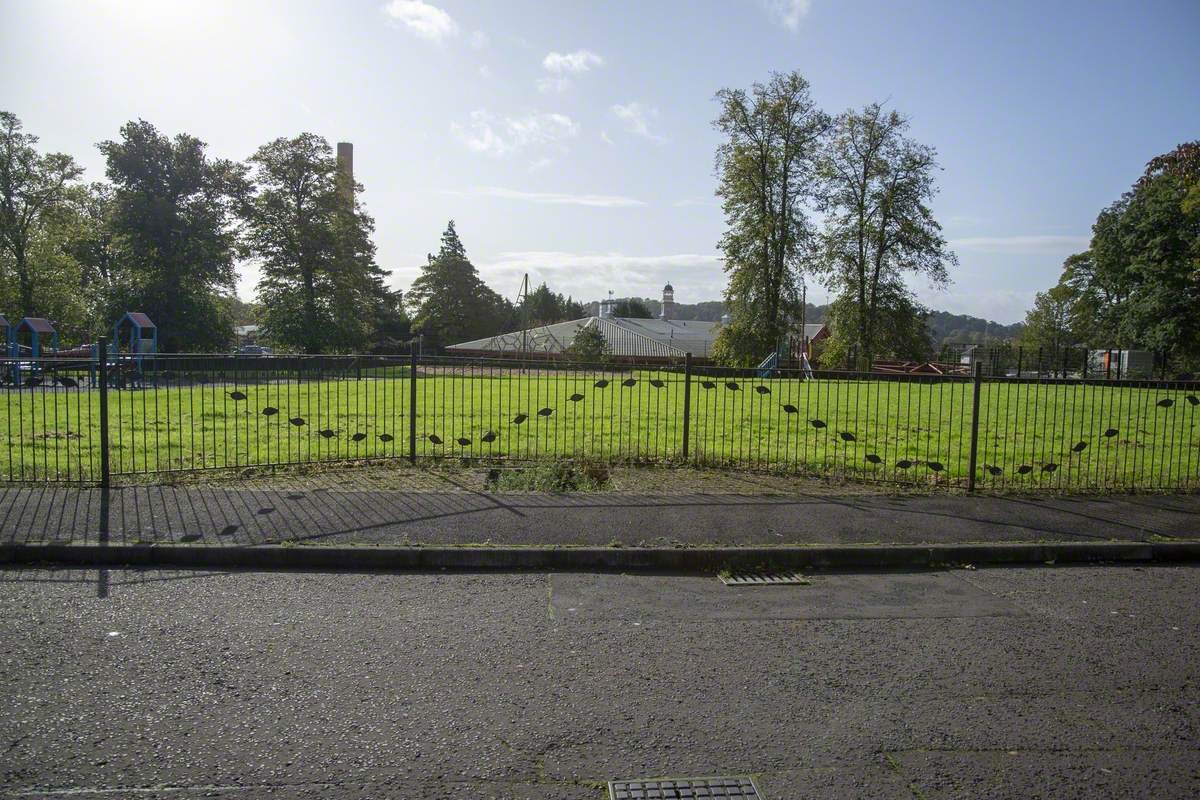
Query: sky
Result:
<box><xmin>3</xmin><ymin>0</ymin><xmax>1198</xmax><ymax>324</ymax></box>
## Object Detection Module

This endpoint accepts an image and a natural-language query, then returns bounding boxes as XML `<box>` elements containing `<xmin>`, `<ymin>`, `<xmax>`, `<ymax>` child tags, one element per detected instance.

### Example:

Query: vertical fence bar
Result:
<box><xmin>681</xmin><ymin>352</ymin><xmax>692</xmax><ymax>461</ymax></box>
<box><xmin>967</xmin><ymin>361</ymin><xmax>982</xmax><ymax>492</ymax></box>
<box><xmin>408</xmin><ymin>351</ymin><xmax>418</xmax><ymax>463</ymax></box>
<box><xmin>97</xmin><ymin>337</ymin><xmax>110</xmax><ymax>488</ymax></box>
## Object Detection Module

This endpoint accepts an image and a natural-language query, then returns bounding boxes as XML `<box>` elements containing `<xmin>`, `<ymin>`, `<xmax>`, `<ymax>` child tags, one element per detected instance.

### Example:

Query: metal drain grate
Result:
<box><xmin>609</xmin><ymin>776</ymin><xmax>763</xmax><ymax>799</ymax></box>
<box><xmin>719</xmin><ymin>570</ymin><xmax>810</xmax><ymax>586</ymax></box>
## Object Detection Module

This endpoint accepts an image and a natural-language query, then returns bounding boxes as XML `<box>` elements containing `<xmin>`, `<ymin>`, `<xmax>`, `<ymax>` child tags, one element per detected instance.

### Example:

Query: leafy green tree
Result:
<box><xmin>564</xmin><ymin>322</ymin><xmax>610</xmax><ymax>364</ymax></box>
<box><xmin>820</xmin><ymin>288</ymin><xmax>933</xmax><ymax>368</ymax></box>
<box><xmin>243</xmin><ymin>133</ymin><xmax>390</xmax><ymax>353</ymax></box>
<box><xmin>407</xmin><ymin>221</ymin><xmax>506</xmax><ymax>350</ymax></box>
<box><xmin>612</xmin><ymin>297</ymin><xmax>652</xmax><ymax>318</ymax></box>
<box><xmin>1047</xmin><ymin>141</ymin><xmax>1198</xmax><ymax>369</ymax></box>
<box><xmin>0</xmin><ymin>111</ymin><xmax>84</xmax><ymax>319</ymax></box>
<box><xmin>1018</xmin><ymin>285</ymin><xmax>1076</xmax><ymax>373</ymax></box>
<box><xmin>711</xmin><ymin>72</ymin><xmax>830</xmax><ymax>365</ymax></box>
<box><xmin>100</xmin><ymin>120</ymin><xmax>243</xmax><ymax>351</ymax></box>
<box><xmin>816</xmin><ymin>103</ymin><xmax>956</xmax><ymax>369</ymax></box>
<box><xmin>520</xmin><ymin>282</ymin><xmax>582</xmax><ymax>326</ymax></box>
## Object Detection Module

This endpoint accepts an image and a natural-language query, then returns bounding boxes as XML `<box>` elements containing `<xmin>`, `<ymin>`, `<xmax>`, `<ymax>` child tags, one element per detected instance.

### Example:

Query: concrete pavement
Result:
<box><xmin>1</xmin><ymin>564</ymin><xmax>1198</xmax><ymax>798</ymax></box>
<box><xmin>2</xmin><ymin>484</ymin><xmax>1198</xmax><ymax>548</ymax></box>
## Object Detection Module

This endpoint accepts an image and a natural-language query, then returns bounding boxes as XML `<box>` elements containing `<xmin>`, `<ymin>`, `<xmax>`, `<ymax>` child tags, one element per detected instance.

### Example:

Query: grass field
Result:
<box><xmin>1</xmin><ymin>367</ymin><xmax>1197</xmax><ymax>490</ymax></box>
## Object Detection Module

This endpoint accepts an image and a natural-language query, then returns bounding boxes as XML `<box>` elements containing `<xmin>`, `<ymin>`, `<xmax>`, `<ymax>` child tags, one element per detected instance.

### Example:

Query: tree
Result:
<box><xmin>244</xmin><ymin>133</ymin><xmax>390</xmax><ymax>353</ymax></box>
<box><xmin>564</xmin><ymin>322</ymin><xmax>610</xmax><ymax>364</ymax></box>
<box><xmin>520</xmin><ymin>282</ymin><xmax>582</xmax><ymax>326</ymax></box>
<box><xmin>612</xmin><ymin>298</ymin><xmax>652</xmax><ymax>318</ymax></box>
<box><xmin>816</xmin><ymin>103</ymin><xmax>956</xmax><ymax>369</ymax></box>
<box><xmin>100</xmin><ymin>120</ymin><xmax>244</xmax><ymax>351</ymax></box>
<box><xmin>1018</xmin><ymin>285</ymin><xmax>1076</xmax><ymax>371</ymax></box>
<box><xmin>1047</xmin><ymin>141</ymin><xmax>1199</xmax><ymax>370</ymax></box>
<box><xmin>0</xmin><ymin>111</ymin><xmax>84</xmax><ymax>318</ymax></box>
<box><xmin>407</xmin><ymin>221</ymin><xmax>507</xmax><ymax>350</ymax></box>
<box><xmin>820</xmin><ymin>288</ymin><xmax>933</xmax><ymax>368</ymax></box>
<box><xmin>711</xmin><ymin>72</ymin><xmax>830</xmax><ymax>365</ymax></box>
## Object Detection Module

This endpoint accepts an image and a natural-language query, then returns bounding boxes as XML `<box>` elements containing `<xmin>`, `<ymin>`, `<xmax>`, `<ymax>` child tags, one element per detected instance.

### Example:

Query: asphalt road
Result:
<box><xmin>1</xmin><ymin>565</ymin><xmax>1198</xmax><ymax>799</ymax></box>
<box><xmin>3</xmin><ymin>485</ymin><xmax>1199</xmax><ymax>547</ymax></box>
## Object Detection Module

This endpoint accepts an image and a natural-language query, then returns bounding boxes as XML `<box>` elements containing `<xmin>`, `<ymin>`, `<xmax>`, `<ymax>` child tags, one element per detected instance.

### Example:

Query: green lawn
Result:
<box><xmin>2</xmin><ymin>367</ymin><xmax>1197</xmax><ymax>490</ymax></box>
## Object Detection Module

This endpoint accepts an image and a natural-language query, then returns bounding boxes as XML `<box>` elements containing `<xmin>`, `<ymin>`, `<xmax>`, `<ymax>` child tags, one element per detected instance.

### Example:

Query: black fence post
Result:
<box><xmin>967</xmin><ymin>360</ymin><xmax>983</xmax><ymax>492</ymax></box>
<box><xmin>408</xmin><ymin>351</ymin><xmax>418</xmax><ymax>464</ymax></box>
<box><xmin>681</xmin><ymin>352</ymin><xmax>692</xmax><ymax>461</ymax></box>
<box><xmin>97</xmin><ymin>336</ymin><xmax>111</xmax><ymax>488</ymax></box>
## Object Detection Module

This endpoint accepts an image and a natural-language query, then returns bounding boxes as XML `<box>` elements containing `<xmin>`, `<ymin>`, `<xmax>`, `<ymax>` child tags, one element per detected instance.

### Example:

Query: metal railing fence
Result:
<box><xmin>1</xmin><ymin>344</ymin><xmax>1197</xmax><ymax>491</ymax></box>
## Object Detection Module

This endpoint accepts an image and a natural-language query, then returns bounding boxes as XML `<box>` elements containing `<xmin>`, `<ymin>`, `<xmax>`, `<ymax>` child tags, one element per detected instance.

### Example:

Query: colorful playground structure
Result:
<box><xmin>2</xmin><ymin>312</ymin><xmax>158</xmax><ymax>387</ymax></box>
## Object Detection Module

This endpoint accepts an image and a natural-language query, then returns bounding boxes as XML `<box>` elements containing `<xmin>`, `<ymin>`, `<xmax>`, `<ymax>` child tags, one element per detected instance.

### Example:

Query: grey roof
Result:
<box><xmin>801</xmin><ymin>323</ymin><xmax>828</xmax><ymax>340</ymax></box>
<box><xmin>448</xmin><ymin>316</ymin><xmax>723</xmax><ymax>358</ymax></box>
<box><xmin>119</xmin><ymin>312</ymin><xmax>156</xmax><ymax>330</ymax></box>
<box><xmin>17</xmin><ymin>317</ymin><xmax>55</xmax><ymax>334</ymax></box>
<box><xmin>448</xmin><ymin>317</ymin><xmax>828</xmax><ymax>359</ymax></box>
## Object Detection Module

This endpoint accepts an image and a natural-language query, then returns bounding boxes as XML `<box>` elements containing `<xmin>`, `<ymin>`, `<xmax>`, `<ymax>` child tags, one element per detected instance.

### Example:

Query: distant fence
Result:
<box><xmin>2</xmin><ymin>342</ymin><xmax>1197</xmax><ymax>492</ymax></box>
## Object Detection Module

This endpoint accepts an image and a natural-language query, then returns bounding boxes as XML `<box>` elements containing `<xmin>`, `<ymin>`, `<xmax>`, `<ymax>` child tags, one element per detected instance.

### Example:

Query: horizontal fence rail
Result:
<box><xmin>1</xmin><ymin>351</ymin><xmax>1197</xmax><ymax>492</ymax></box>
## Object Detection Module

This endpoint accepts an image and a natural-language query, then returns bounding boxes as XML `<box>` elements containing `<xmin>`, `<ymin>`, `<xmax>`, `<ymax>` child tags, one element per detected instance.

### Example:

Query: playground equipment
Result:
<box><xmin>111</xmin><ymin>311</ymin><xmax>157</xmax><ymax>356</ymax></box>
<box><xmin>14</xmin><ymin>317</ymin><xmax>58</xmax><ymax>357</ymax></box>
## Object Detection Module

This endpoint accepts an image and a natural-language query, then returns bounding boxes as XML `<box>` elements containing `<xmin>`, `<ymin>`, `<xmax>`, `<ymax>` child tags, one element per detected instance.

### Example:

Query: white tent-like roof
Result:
<box><xmin>446</xmin><ymin>316</ymin><xmax>723</xmax><ymax>359</ymax></box>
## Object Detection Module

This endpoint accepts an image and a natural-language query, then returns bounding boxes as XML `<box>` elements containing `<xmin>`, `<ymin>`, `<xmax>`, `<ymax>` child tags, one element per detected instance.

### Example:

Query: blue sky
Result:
<box><xmin>3</xmin><ymin>0</ymin><xmax>1198</xmax><ymax>323</ymax></box>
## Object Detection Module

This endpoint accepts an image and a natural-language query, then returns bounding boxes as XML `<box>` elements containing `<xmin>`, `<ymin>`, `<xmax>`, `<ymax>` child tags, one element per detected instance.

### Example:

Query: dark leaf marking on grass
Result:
<box><xmin>986</xmin><ymin>464</ymin><xmax>1003</xmax><ymax>476</ymax></box>
<box><xmin>1042</xmin><ymin>463</ymin><xmax>1058</xmax><ymax>473</ymax></box>
<box><xmin>1156</xmin><ymin>398</ymin><xmax>1174</xmax><ymax>408</ymax></box>
<box><xmin>754</xmin><ymin>385</ymin><xmax>770</xmax><ymax>395</ymax></box>
<box><xmin>480</xmin><ymin>431</ymin><xmax>497</xmax><ymax>443</ymax></box>
<box><xmin>865</xmin><ymin>453</ymin><xmax>882</xmax><ymax>464</ymax></box>
<box><xmin>1017</xmin><ymin>464</ymin><xmax>1033</xmax><ymax>475</ymax></box>
<box><xmin>594</xmin><ymin>379</ymin><xmax>609</xmax><ymax>389</ymax></box>
<box><xmin>537</xmin><ymin>407</ymin><xmax>554</xmax><ymax>417</ymax></box>
<box><xmin>318</xmin><ymin>429</ymin><xmax>336</xmax><ymax>438</ymax></box>
<box><xmin>1187</xmin><ymin>394</ymin><xmax>1199</xmax><ymax>406</ymax></box>
<box><xmin>649</xmin><ymin>379</ymin><xmax>665</xmax><ymax>388</ymax></box>
<box><xmin>351</xmin><ymin>433</ymin><xmax>367</xmax><ymax>442</ymax></box>
<box><xmin>701</xmin><ymin>381</ymin><xmax>716</xmax><ymax>389</ymax></box>
<box><xmin>809</xmin><ymin>419</ymin><xmax>826</xmax><ymax>429</ymax></box>
<box><xmin>568</xmin><ymin>393</ymin><xmax>584</xmax><ymax>402</ymax></box>
<box><xmin>262</xmin><ymin>407</ymin><xmax>279</xmax><ymax>416</ymax></box>
<box><xmin>378</xmin><ymin>433</ymin><xmax>394</xmax><ymax>442</ymax></box>
<box><xmin>456</xmin><ymin>437</ymin><xmax>471</xmax><ymax>446</ymax></box>
<box><xmin>621</xmin><ymin>378</ymin><xmax>637</xmax><ymax>387</ymax></box>
<box><xmin>896</xmin><ymin>459</ymin><xmax>913</xmax><ymax>469</ymax></box>
<box><xmin>226</xmin><ymin>391</ymin><xmax>248</xmax><ymax>400</ymax></box>
<box><xmin>725</xmin><ymin>381</ymin><xmax>740</xmax><ymax>391</ymax></box>
<box><xmin>427</xmin><ymin>434</ymin><xmax>443</xmax><ymax>445</ymax></box>
<box><xmin>781</xmin><ymin>404</ymin><xmax>798</xmax><ymax>413</ymax></box>
<box><xmin>927</xmin><ymin>461</ymin><xmax>945</xmax><ymax>472</ymax></box>
<box><xmin>1071</xmin><ymin>441</ymin><xmax>1088</xmax><ymax>452</ymax></box>
<box><xmin>1103</xmin><ymin>428</ymin><xmax>1118</xmax><ymax>438</ymax></box>
<box><xmin>838</xmin><ymin>431</ymin><xmax>857</xmax><ymax>442</ymax></box>
<box><xmin>289</xmin><ymin>417</ymin><xmax>306</xmax><ymax>427</ymax></box>
<box><xmin>512</xmin><ymin>413</ymin><xmax>528</xmax><ymax>425</ymax></box>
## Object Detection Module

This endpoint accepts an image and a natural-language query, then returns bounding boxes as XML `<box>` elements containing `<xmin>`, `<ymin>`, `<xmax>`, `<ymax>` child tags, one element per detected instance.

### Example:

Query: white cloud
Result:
<box><xmin>611</xmin><ymin>102</ymin><xmax>667</xmax><ymax>143</ymax></box>
<box><xmin>450</xmin><ymin>110</ymin><xmax>579</xmax><ymax>157</ymax></box>
<box><xmin>542</xmin><ymin>49</ymin><xmax>604</xmax><ymax>74</ymax></box>
<box><xmin>599</xmin><ymin>130</ymin><xmax>614</xmax><ymax>146</ymax></box>
<box><xmin>950</xmin><ymin>235</ymin><xmax>1089</xmax><ymax>254</ymax></box>
<box><xmin>478</xmin><ymin>251</ymin><xmax>725</xmax><ymax>302</ymax></box>
<box><xmin>443</xmin><ymin>186</ymin><xmax>646</xmax><ymax>207</ymax></box>
<box><xmin>537</xmin><ymin>75</ymin><xmax>572</xmax><ymax>94</ymax></box>
<box><xmin>381</xmin><ymin>0</ymin><xmax>458</xmax><ymax>42</ymax></box>
<box><xmin>764</xmin><ymin>0</ymin><xmax>812</xmax><ymax>31</ymax></box>
<box><xmin>478</xmin><ymin>64</ymin><xmax>492</xmax><ymax>79</ymax></box>
<box><xmin>469</xmin><ymin>30</ymin><xmax>489</xmax><ymax>49</ymax></box>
